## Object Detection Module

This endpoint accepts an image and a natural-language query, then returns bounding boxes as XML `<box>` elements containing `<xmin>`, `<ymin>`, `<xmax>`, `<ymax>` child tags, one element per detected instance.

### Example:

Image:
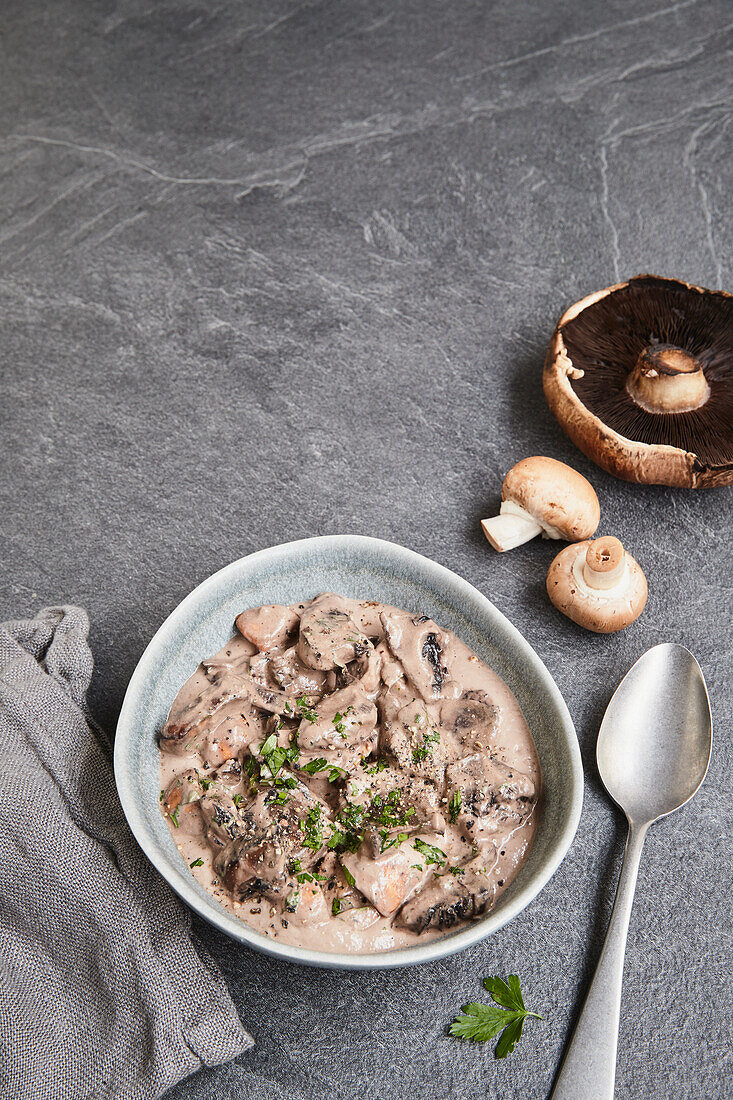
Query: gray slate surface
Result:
<box><xmin>1</xmin><ymin>1</ymin><xmax>731</xmax><ymax>1097</ymax></box>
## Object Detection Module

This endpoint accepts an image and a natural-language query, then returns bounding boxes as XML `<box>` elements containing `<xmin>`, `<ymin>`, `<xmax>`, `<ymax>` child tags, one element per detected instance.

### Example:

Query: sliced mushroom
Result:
<box><xmin>546</xmin><ymin>536</ymin><xmax>648</xmax><ymax>633</ymax></box>
<box><xmin>342</xmin><ymin>764</ymin><xmax>443</xmax><ymax>829</ymax></box>
<box><xmin>160</xmin><ymin>667</ymin><xmax>316</xmax><ymax>747</ymax></box>
<box><xmin>296</xmin><ymin>682</ymin><xmax>378</xmax><ymax>754</ymax></box>
<box><xmin>481</xmin><ymin>457</ymin><xmax>600</xmax><ymax>552</ymax></box>
<box><xmin>297</xmin><ymin>593</ymin><xmax>372</xmax><ymax>671</ymax></box>
<box><xmin>380</xmin><ymin>610</ymin><xmax>454</xmax><ymax>699</ymax></box>
<box><xmin>235</xmin><ymin>604</ymin><xmax>300</xmax><ymax>651</ymax></box>
<box><xmin>380</xmin><ymin>697</ymin><xmax>451</xmax><ymax>782</ymax></box>
<box><xmin>440</xmin><ymin>696</ymin><xmax>500</xmax><ymax>754</ymax></box>
<box><xmin>445</xmin><ymin>753</ymin><xmax>535</xmax><ymax>839</ymax></box>
<box><xmin>395</xmin><ymin>848</ymin><xmax>499</xmax><ymax>933</ymax></box>
<box><xmin>160</xmin><ymin>668</ymin><xmax>253</xmax><ymax>744</ymax></box>
<box><xmin>213</xmin><ymin>784</ymin><xmax>330</xmax><ymax>900</ymax></box>
<box><xmin>268</xmin><ymin>646</ymin><xmax>329</xmax><ymax>696</ymax></box>
<box><xmin>161</xmin><ymin>769</ymin><xmax>204</xmax><ymax>816</ymax></box>
<box><xmin>340</xmin><ymin>834</ymin><xmax>439</xmax><ymax>917</ymax></box>
<box><xmin>198</xmin><ymin>699</ymin><xmax>260</xmax><ymax>767</ymax></box>
<box><xmin>201</xmin><ymin>633</ymin><xmax>257</xmax><ymax>675</ymax></box>
<box><xmin>544</xmin><ymin>275</ymin><xmax>733</xmax><ymax>487</ymax></box>
<box><xmin>199</xmin><ymin>791</ymin><xmax>246</xmax><ymax>850</ymax></box>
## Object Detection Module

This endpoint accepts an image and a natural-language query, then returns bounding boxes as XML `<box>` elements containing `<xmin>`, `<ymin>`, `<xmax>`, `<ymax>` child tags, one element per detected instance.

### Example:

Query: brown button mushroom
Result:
<box><xmin>481</xmin><ymin>456</ymin><xmax>600</xmax><ymax>552</ymax></box>
<box><xmin>544</xmin><ymin>274</ymin><xmax>733</xmax><ymax>487</ymax></box>
<box><xmin>546</xmin><ymin>536</ymin><xmax>647</xmax><ymax>633</ymax></box>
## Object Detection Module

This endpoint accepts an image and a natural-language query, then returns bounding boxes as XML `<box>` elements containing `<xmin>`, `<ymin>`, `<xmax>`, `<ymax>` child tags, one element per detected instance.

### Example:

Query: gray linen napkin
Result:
<box><xmin>0</xmin><ymin>606</ymin><xmax>252</xmax><ymax>1100</ymax></box>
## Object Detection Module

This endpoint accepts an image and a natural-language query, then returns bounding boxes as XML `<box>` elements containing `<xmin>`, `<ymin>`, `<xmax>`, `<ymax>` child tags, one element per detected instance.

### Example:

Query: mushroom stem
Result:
<box><xmin>582</xmin><ymin>536</ymin><xmax>627</xmax><ymax>592</ymax></box>
<box><xmin>481</xmin><ymin>502</ymin><xmax>543</xmax><ymax>552</ymax></box>
<box><xmin>626</xmin><ymin>344</ymin><xmax>710</xmax><ymax>413</ymax></box>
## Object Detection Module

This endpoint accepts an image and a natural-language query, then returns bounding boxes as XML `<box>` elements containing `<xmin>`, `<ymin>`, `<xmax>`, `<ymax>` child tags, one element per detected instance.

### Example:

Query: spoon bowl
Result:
<box><xmin>551</xmin><ymin>643</ymin><xmax>712</xmax><ymax>1100</ymax></box>
<box><xmin>597</xmin><ymin>643</ymin><xmax>712</xmax><ymax>826</ymax></box>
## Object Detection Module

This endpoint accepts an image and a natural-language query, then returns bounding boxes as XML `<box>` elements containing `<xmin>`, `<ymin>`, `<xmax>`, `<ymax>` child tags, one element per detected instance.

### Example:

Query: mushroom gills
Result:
<box><xmin>481</xmin><ymin>501</ymin><xmax>560</xmax><ymax>552</ymax></box>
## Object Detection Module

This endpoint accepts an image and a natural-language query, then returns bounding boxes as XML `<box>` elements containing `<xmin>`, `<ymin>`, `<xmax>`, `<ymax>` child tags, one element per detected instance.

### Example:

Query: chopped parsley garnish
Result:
<box><xmin>284</xmin><ymin>890</ymin><xmax>300</xmax><ymax>913</ymax></box>
<box><xmin>338</xmin><ymin>801</ymin><xmax>367</xmax><ymax>833</ymax></box>
<box><xmin>233</xmin><ymin>793</ymin><xmax>244</xmax><ymax>809</ymax></box>
<box><xmin>379</xmin><ymin>829</ymin><xmax>409</xmax><ymax>853</ymax></box>
<box><xmin>258</xmin><ymin>734</ymin><xmax>299</xmax><ymax>780</ymax></box>
<box><xmin>296</xmin><ymin>787</ymin><xmax>420</xmax><ymax>859</ymax></box>
<box><xmin>243</xmin><ymin>736</ymin><xmax>300</xmax><ymax>804</ymax></box>
<box><xmin>299</xmin><ymin>805</ymin><xmax>325</xmax><ymax>851</ymax></box>
<box><xmin>300</xmin><ymin>758</ymin><xmax>347</xmax><ymax>784</ymax></box>
<box><xmin>302</xmin><ymin>757</ymin><xmax>329</xmax><ymax>775</ymax></box>
<box><xmin>265</xmin><ymin>787</ymin><xmax>293</xmax><ymax>805</ymax></box>
<box><xmin>295</xmin><ymin>696</ymin><xmax>318</xmax><ymax>723</ymax></box>
<box><xmin>412</xmin><ymin>725</ymin><xmax>440</xmax><ymax>764</ymax></box>
<box><xmin>289</xmin><ymin>859</ymin><xmax>324</xmax><ymax>884</ymax></box>
<box><xmin>363</xmin><ymin>756</ymin><xmax>388</xmax><ymax>774</ymax></box>
<box><xmin>449</xmin><ymin>975</ymin><xmax>541</xmax><ymax>1059</ymax></box>
<box><xmin>342</xmin><ymin>865</ymin><xmax>356</xmax><ymax>888</ymax></box>
<box><xmin>326</xmin><ymin>827</ymin><xmax>348</xmax><ymax>850</ymax></box>
<box><xmin>325</xmin><ymin>789</ymin><xmax>416</xmax><ymax>855</ymax></box>
<box><xmin>371</xmin><ymin>790</ymin><xmax>416</xmax><ymax>829</ymax></box>
<box><xmin>169</xmin><ymin>806</ymin><xmax>180</xmax><ymax>828</ymax></box>
<box><xmin>331</xmin><ymin>897</ymin><xmax>344</xmax><ymax>916</ymax></box>
<box><xmin>449</xmin><ymin>789</ymin><xmax>462</xmax><ymax>823</ymax></box>
<box><xmin>413</xmin><ymin>838</ymin><xmax>446</xmax><ymax>866</ymax></box>
<box><xmin>189</xmin><ymin>858</ymin><xmax>204</xmax><ymax>868</ymax></box>
<box><xmin>296</xmin><ymin>870</ymin><xmax>327</xmax><ymax>884</ymax></box>
<box><xmin>332</xmin><ymin>705</ymin><xmax>355</xmax><ymax>737</ymax></box>
<box><xmin>159</xmin><ymin>789</ymin><xmax>165</xmax><ymax>802</ymax></box>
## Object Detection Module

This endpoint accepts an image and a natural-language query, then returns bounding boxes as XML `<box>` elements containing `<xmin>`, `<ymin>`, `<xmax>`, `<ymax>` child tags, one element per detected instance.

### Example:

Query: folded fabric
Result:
<box><xmin>0</xmin><ymin>606</ymin><xmax>252</xmax><ymax>1100</ymax></box>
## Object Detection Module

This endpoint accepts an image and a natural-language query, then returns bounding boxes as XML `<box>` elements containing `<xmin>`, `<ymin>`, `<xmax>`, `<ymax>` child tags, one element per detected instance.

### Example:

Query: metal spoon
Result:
<box><xmin>550</xmin><ymin>643</ymin><xmax>712</xmax><ymax>1100</ymax></box>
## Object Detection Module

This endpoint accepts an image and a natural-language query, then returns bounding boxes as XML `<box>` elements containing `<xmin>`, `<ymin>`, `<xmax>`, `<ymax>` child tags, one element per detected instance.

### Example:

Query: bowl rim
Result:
<box><xmin>114</xmin><ymin>534</ymin><xmax>583</xmax><ymax>970</ymax></box>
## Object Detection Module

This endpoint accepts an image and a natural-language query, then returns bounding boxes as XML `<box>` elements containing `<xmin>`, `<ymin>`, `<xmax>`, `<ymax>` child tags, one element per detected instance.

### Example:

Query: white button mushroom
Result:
<box><xmin>546</xmin><ymin>536</ymin><xmax>648</xmax><ymax>633</ymax></box>
<box><xmin>481</xmin><ymin>456</ymin><xmax>600</xmax><ymax>552</ymax></box>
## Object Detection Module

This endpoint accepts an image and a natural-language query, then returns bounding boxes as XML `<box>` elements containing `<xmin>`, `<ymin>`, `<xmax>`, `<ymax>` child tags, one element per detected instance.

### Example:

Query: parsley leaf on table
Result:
<box><xmin>449</xmin><ymin>975</ymin><xmax>541</xmax><ymax>1059</ymax></box>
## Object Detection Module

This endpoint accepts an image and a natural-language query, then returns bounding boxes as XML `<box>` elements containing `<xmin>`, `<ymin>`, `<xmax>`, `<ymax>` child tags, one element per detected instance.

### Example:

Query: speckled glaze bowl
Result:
<box><xmin>114</xmin><ymin>535</ymin><xmax>583</xmax><ymax>970</ymax></box>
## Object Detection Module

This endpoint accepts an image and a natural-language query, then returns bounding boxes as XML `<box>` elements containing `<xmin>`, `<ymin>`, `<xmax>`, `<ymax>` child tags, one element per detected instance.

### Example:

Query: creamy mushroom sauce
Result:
<box><xmin>159</xmin><ymin>595</ymin><xmax>541</xmax><ymax>953</ymax></box>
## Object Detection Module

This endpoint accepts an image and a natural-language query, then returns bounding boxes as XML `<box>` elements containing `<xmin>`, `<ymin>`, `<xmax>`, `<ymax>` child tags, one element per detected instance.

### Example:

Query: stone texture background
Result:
<box><xmin>1</xmin><ymin>1</ymin><xmax>731</xmax><ymax>1097</ymax></box>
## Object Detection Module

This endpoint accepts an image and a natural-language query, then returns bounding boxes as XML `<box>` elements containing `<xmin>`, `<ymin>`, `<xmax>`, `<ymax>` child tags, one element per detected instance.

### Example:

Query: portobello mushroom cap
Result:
<box><xmin>543</xmin><ymin>275</ymin><xmax>733</xmax><ymax>488</ymax></box>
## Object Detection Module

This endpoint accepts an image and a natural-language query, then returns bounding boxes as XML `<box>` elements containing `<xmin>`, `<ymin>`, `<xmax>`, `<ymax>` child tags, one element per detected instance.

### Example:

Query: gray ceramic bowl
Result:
<box><xmin>114</xmin><ymin>535</ymin><xmax>582</xmax><ymax>970</ymax></box>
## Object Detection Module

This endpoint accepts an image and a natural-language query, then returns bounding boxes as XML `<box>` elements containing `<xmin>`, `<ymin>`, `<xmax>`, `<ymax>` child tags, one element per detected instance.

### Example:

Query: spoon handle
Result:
<box><xmin>550</xmin><ymin>822</ymin><xmax>648</xmax><ymax>1100</ymax></box>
